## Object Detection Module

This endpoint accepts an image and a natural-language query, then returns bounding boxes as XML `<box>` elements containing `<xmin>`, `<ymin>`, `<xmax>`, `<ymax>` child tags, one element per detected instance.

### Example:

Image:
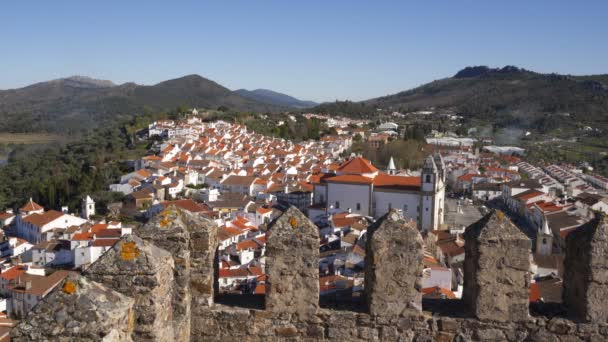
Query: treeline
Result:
<box><xmin>351</xmin><ymin>138</ymin><xmax>427</xmax><ymax>171</ymax></box>
<box><xmin>212</xmin><ymin>112</ymin><xmax>330</xmax><ymax>142</ymax></box>
<box><xmin>0</xmin><ymin>114</ymin><xmax>157</xmax><ymax>212</ymax></box>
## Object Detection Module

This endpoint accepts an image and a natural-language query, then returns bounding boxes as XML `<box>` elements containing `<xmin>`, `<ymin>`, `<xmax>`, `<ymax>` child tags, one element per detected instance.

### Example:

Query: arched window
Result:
<box><xmin>426</xmin><ymin>175</ymin><xmax>431</xmax><ymax>183</ymax></box>
<box><xmin>356</xmin><ymin>203</ymin><xmax>361</xmax><ymax>211</ymax></box>
<box><xmin>336</xmin><ymin>201</ymin><xmax>340</xmax><ymax>209</ymax></box>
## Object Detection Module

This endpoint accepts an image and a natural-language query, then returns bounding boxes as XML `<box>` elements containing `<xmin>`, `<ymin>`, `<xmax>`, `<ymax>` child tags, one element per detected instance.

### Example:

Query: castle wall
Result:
<box><xmin>13</xmin><ymin>208</ymin><xmax>608</xmax><ymax>341</ymax></box>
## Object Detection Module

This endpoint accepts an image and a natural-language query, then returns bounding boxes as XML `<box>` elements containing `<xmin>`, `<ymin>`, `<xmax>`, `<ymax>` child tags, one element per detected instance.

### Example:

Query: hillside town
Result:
<box><xmin>0</xmin><ymin>110</ymin><xmax>607</xmax><ymax>333</ymax></box>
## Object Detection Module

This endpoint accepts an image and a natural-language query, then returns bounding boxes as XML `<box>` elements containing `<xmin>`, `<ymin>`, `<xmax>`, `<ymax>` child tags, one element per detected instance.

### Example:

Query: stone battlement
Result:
<box><xmin>11</xmin><ymin>207</ymin><xmax>608</xmax><ymax>341</ymax></box>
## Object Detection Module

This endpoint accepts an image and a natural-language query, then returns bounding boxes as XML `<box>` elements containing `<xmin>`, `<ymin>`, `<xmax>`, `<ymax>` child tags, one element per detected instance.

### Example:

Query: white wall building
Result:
<box><xmin>311</xmin><ymin>156</ymin><xmax>446</xmax><ymax>231</ymax></box>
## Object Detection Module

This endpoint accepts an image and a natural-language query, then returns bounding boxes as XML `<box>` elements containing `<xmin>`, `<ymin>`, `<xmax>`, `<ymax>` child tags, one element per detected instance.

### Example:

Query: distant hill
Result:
<box><xmin>235</xmin><ymin>88</ymin><xmax>317</xmax><ymax>109</ymax></box>
<box><xmin>312</xmin><ymin>65</ymin><xmax>608</xmax><ymax>130</ymax></box>
<box><xmin>0</xmin><ymin>75</ymin><xmax>286</xmax><ymax>134</ymax></box>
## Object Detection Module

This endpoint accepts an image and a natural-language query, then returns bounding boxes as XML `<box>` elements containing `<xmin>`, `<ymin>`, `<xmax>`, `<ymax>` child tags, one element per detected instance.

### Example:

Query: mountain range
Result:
<box><xmin>235</xmin><ymin>88</ymin><xmax>317</xmax><ymax>109</ymax></box>
<box><xmin>1</xmin><ymin>66</ymin><xmax>608</xmax><ymax>135</ymax></box>
<box><xmin>312</xmin><ymin>66</ymin><xmax>608</xmax><ymax>131</ymax></box>
<box><xmin>0</xmin><ymin>75</ymin><xmax>299</xmax><ymax>134</ymax></box>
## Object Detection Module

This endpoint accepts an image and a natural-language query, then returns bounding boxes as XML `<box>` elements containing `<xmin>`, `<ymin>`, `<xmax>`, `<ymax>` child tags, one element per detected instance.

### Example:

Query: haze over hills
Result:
<box><xmin>313</xmin><ymin>65</ymin><xmax>608</xmax><ymax>131</ymax></box>
<box><xmin>235</xmin><ymin>88</ymin><xmax>318</xmax><ymax>109</ymax></box>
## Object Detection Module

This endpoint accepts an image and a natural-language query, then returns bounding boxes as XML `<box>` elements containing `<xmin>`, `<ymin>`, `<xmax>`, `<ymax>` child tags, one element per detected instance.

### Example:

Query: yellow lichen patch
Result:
<box><xmin>120</xmin><ymin>241</ymin><xmax>140</xmax><ymax>260</ymax></box>
<box><xmin>158</xmin><ymin>207</ymin><xmax>178</xmax><ymax>228</ymax></box>
<box><xmin>62</xmin><ymin>280</ymin><xmax>77</xmax><ymax>294</ymax></box>
<box><xmin>495</xmin><ymin>210</ymin><xmax>505</xmax><ymax>220</ymax></box>
<box><xmin>159</xmin><ymin>217</ymin><xmax>172</xmax><ymax>228</ymax></box>
<box><xmin>289</xmin><ymin>216</ymin><xmax>298</xmax><ymax>229</ymax></box>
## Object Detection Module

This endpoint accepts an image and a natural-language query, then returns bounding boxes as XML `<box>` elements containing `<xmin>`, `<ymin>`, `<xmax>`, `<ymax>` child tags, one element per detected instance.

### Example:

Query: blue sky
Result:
<box><xmin>1</xmin><ymin>1</ymin><xmax>607</xmax><ymax>102</ymax></box>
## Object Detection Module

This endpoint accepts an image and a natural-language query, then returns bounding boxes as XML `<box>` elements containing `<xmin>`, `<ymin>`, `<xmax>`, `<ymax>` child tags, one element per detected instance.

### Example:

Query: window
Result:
<box><xmin>403</xmin><ymin>204</ymin><xmax>408</xmax><ymax>212</ymax></box>
<box><xmin>388</xmin><ymin>203</ymin><xmax>392</xmax><ymax>211</ymax></box>
<box><xmin>356</xmin><ymin>203</ymin><xmax>361</xmax><ymax>211</ymax></box>
<box><xmin>335</xmin><ymin>201</ymin><xmax>340</xmax><ymax>209</ymax></box>
<box><xmin>426</xmin><ymin>175</ymin><xmax>431</xmax><ymax>183</ymax></box>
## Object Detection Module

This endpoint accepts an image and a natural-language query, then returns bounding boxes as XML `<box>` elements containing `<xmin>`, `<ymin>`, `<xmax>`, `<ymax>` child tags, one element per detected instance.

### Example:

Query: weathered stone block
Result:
<box><xmin>463</xmin><ymin>210</ymin><xmax>531</xmax><ymax>322</ymax></box>
<box><xmin>86</xmin><ymin>235</ymin><xmax>175</xmax><ymax>341</ymax></box>
<box><xmin>563</xmin><ymin>215</ymin><xmax>608</xmax><ymax>323</ymax></box>
<box><xmin>11</xmin><ymin>274</ymin><xmax>134</xmax><ymax>341</ymax></box>
<box><xmin>138</xmin><ymin>206</ymin><xmax>218</xmax><ymax>339</ymax></box>
<box><xmin>265</xmin><ymin>206</ymin><xmax>320</xmax><ymax>316</ymax></box>
<box><xmin>365</xmin><ymin>209</ymin><xmax>424</xmax><ymax>316</ymax></box>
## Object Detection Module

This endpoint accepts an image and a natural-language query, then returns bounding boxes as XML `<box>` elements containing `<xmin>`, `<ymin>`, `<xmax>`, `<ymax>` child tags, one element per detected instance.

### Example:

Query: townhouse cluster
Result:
<box><xmin>419</xmin><ymin>143</ymin><xmax>608</xmax><ymax>302</ymax></box>
<box><xmin>0</xmin><ymin>196</ymin><xmax>131</xmax><ymax>319</ymax></box>
<box><xmin>112</xmin><ymin>117</ymin><xmax>361</xmax><ymax>294</ymax></box>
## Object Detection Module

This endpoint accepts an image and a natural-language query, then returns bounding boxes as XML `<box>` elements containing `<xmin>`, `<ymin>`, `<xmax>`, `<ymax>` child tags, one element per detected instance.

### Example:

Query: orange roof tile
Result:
<box><xmin>337</xmin><ymin>157</ymin><xmax>378</xmax><ymax>174</ymax></box>
<box><xmin>20</xmin><ymin>199</ymin><xmax>44</xmax><ymax>212</ymax></box>
<box><xmin>325</xmin><ymin>174</ymin><xmax>374</xmax><ymax>184</ymax></box>
<box><xmin>373</xmin><ymin>174</ymin><xmax>421</xmax><ymax>190</ymax></box>
<box><xmin>0</xmin><ymin>266</ymin><xmax>27</xmax><ymax>280</ymax></box>
<box><xmin>421</xmin><ymin>286</ymin><xmax>456</xmax><ymax>299</ymax></box>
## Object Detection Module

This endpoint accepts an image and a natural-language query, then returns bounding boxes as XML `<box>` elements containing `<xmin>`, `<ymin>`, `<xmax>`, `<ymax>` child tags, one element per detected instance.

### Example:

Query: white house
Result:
<box><xmin>15</xmin><ymin>206</ymin><xmax>87</xmax><ymax>244</ymax></box>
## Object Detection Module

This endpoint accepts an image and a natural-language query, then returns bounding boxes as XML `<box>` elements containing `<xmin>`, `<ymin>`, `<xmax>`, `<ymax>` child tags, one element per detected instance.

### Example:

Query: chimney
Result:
<box><xmin>61</xmin><ymin>206</ymin><xmax>69</xmax><ymax>214</ymax></box>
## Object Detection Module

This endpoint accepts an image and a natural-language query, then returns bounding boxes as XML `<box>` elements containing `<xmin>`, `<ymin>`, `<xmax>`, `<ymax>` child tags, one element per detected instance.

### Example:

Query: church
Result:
<box><xmin>310</xmin><ymin>155</ymin><xmax>446</xmax><ymax>231</ymax></box>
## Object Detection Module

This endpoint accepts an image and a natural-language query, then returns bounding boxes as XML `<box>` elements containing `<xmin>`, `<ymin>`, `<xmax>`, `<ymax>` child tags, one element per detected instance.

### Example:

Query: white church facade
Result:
<box><xmin>310</xmin><ymin>155</ymin><xmax>446</xmax><ymax>231</ymax></box>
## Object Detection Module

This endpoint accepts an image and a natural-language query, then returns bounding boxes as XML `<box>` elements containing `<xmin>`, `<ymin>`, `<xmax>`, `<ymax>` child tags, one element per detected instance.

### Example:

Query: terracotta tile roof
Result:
<box><xmin>248</xmin><ymin>266</ymin><xmax>264</xmax><ymax>276</ymax></box>
<box><xmin>10</xmin><ymin>270</ymin><xmax>72</xmax><ymax>296</ymax></box>
<box><xmin>421</xmin><ymin>286</ymin><xmax>456</xmax><ymax>299</ymax></box>
<box><xmin>221</xmin><ymin>175</ymin><xmax>257</xmax><ymax>186</ymax></box>
<box><xmin>136</xmin><ymin>169</ymin><xmax>152</xmax><ymax>178</ymax></box>
<box><xmin>72</xmin><ymin>232</ymin><xmax>94</xmax><ymax>241</ymax></box>
<box><xmin>457</xmin><ymin>173</ymin><xmax>479</xmax><ymax>182</ymax></box>
<box><xmin>515</xmin><ymin>190</ymin><xmax>545</xmax><ymax>201</ymax></box>
<box><xmin>218</xmin><ymin>268</ymin><xmax>250</xmax><ymax>278</ymax></box>
<box><xmin>92</xmin><ymin>239</ymin><xmax>120</xmax><ymax>247</ymax></box>
<box><xmin>95</xmin><ymin>229</ymin><xmax>122</xmax><ymax>239</ymax></box>
<box><xmin>254</xmin><ymin>283</ymin><xmax>266</xmax><ymax>294</ymax></box>
<box><xmin>373</xmin><ymin>174</ymin><xmax>421</xmax><ymax>190</ymax></box>
<box><xmin>0</xmin><ymin>212</ymin><xmax>15</xmax><ymax>220</ymax></box>
<box><xmin>325</xmin><ymin>174</ymin><xmax>374</xmax><ymax>184</ymax></box>
<box><xmin>236</xmin><ymin>240</ymin><xmax>260</xmax><ymax>251</ymax></box>
<box><xmin>22</xmin><ymin>210</ymin><xmax>64</xmax><ymax>227</ymax></box>
<box><xmin>0</xmin><ymin>265</ymin><xmax>27</xmax><ymax>281</ymax></box>
<box><xmin>90</xmin><ymin>224</ymin><xmax>108</xmax><ymax>234</ymax></box>
<box><xmin>530</xmin><ymin>283</ymin><xmax>541</xmax><ymax>302</ymax></box>
<box><xmin>337</xmin><ymin>157</ymin><xmax>378</xmax><ymax>174</ymax></box>
<box><xmin>256</xmin><ymin>207</ymin><xmax>272</xmax><ymax>215</ymax></box>
<box><xmin>161</xmin><ymin>199</ymin><xmax>208</xmax><ymax>213</ymax></box>
<box><xmin>218</xmin><ymin>226</ymin><xmax>244</xmax><ymax>241</ymax></box>
<box><xmin>20</xmin><ymin>199</ymin><xmax>44</xmax><ymax>212</ymax></box>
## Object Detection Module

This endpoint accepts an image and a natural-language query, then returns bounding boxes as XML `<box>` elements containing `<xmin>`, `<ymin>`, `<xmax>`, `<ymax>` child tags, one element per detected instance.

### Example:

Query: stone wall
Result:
<box><xmin>12</xmin><ymin>208</ymin><xmax>608</xmax><ymax>341</ymax></box>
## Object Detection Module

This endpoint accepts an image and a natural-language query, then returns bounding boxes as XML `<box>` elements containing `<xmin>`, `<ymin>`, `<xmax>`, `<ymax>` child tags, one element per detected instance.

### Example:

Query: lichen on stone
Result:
<box><xmin>62</xmin><ymin>280</ymin><xmax>77</xmax><ymax>294</ymax></box>
<box><xmin>120</xmin><ymin>241</ymin><xmax>140</xmax><ymax>261</ymax></box>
